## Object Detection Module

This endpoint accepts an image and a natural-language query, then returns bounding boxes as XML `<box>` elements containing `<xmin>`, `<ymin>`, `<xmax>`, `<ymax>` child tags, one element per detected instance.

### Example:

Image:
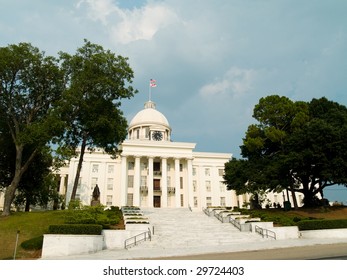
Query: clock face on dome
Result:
<box><xmin>152</xmin><ymin>131</ymin><xmax>163</xmax><ymax>141</ymax></box>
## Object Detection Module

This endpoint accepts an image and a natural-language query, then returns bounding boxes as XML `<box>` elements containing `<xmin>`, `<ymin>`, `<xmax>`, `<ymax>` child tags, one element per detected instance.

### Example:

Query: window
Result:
<box><xmin>179</xmin><ymin>164</ymin><xmax>183</xmax><ymax>172</ymax></box>
<box><xmin>128</xmin><ymin>175</ymin><xmax>134</xmax><ymax>188</ymax></box>
<box><xmin>206</xmin><ymin>180</ymin><xmax>211</xmax><ymax>192</ymax></box>
<box><xmin>136</xmin><ymin>129</ymin><xmax>140</xmax><ymax>139</ymax></box>
<box><xmin>108</xmin><ymin>165</ymin><xmax>114</xmax><ymax>173</ymax></box>
<box><xmin>92</xmin><ymin>164</ymin><xmax>99</xmax><ymax>173</ymax></box>
<box><xmin>180</xmin><ymin>177</ymin><xmax>183</xmax><ymax>189</ymax></box>
<box><xmin>167</xmin><ymin>163</ymin><xmax>171</xmax><ymax>171</ymax></box>
<box><xmin>153</xmin><ymin>162</ymin><xmax>160</xmax><ymax>172</ymax></box>
<box><xmin>192</xmin><ymin>167</ymin><xmax>197</xmax><ymax>176</ymax></box>
<box><xmin>141</xmin><ymin>162</ymin><xmax>147</xmax><ymax>171</ymax></box>
<box><xmin>218</xmin><ymin>169</ymin><xmax>224</xmax><ymax>176</ymax></box>
<box><xmin>128</xmin><ymin>162</ymin><xmax>134</xmax><ymax>170</ymax></box>
<box><xmin>205</xmin><ymin>168</ymin><xmax>210</xmax><ymax>176</ymax></box>
<box><xmin>220</xmin><ymin>197</ymin><xmax>226</xmax><ymax>207</ymax></box>
<box><xmin>141</xmin><ymin>176</ymin><xmax>147</xmax><ymax>187</ymax></box>
<box><xmin>106</xmin><ymin>195</ymin><xmax>113</xmax><ymax>206</ymax></box>
<box><xmin>107</xmin><ymin>178</ymin><xmax>113</xmax><ymax>190</ymax></box>
<box><xmin>193</xmin><ymin>180</ymin><xmax>197</xmax><ymax>192</ymax></box>
<box><xmin>167</xmin><ymin>176</ymin><xmax>171</xmax><ymax>188</ymax></box>
<box><xmin>180</xmin><ymin>194</ymin><xmax>184</xmax><ymax>207</ymax></box>
<box><xmin>206</xmin><ymin>197</ymin><xmax>212</xmax><ymax>207</ymax></box>
<box><xmin>127</xmin><ymin>194</ymin><xmax>133</xmax><ymax>206</ymax></box>
<box><xmin>145</xmin><ymin>126</ymin><xmax>150</xmax><ymax>138</ymax></box>
<box><xmin>194</xmin><ymin>196</ymin><xmax>198</xmax><ymax>208</ymax></box>
<box><xmin>219</xmin><ymin>181</ymin><xmax>225</xmax><ymax>192</ymax></box>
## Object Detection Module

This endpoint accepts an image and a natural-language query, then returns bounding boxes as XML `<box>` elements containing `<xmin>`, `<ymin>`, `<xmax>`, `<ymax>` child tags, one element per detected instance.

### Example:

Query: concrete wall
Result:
<box><xmin>300</xmin><ymin>228</ymin><xmax>347</xmax><ymax>239</ymax></box>
<box><xmin>42</xmin><ymin>234</ymin><xmax>103</xmax><ymax>258</ymax></box>
<box><xmin>42</xmin><ymin>224</ymin><xmax>152</xmax><ymax>258</ymax></box>
<box><xmin>103</xmin><ymin>228</ymin><xmax>151</xmax><ymax>249</ymax></box>
<box><xmin>270</xmin><ymin>226</ymin><xmax>300</xmax><ymax>240</ymax></box>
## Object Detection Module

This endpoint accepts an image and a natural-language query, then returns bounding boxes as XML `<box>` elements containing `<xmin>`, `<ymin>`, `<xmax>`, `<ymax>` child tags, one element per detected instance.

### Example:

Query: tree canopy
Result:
<box><xmin>0</xmin><ymin>42</ymin><xmax>64</xmax><ymax>216</ymax></box>
<box><xmin>0</xmin><ymin>40</ymin><xmax>137</xmax><ymax>215</ymax></box>
<box><xmin>224</xmin><ymin>95</ymin><xmax>347</xmax><ymax>208</ymax></box>
<box><xmin>57</xmin><ymin>40</ymin><xmax>137</xmax><ymax>202</ymax></box>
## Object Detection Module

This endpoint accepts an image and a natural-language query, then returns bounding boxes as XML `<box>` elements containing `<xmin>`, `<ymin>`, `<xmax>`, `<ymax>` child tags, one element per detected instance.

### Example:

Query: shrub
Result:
<box><xmin>21</xmin><ymin>236</ymin><xmax>44</xmax><ymax>250</ymax></box>
<box><xmin>48</xmin><ymin>224</ymin><xmax>103</xmax><ymax>235</ymax></box>
<box><xmin>297</xmin><ymin>219</ymin><xmax>347</xmax><ymax>230</ymax></box>
<box><xmin>64</xmin><ymin>205</ymin><xmax>122</xmax><ymax>228</ymax></box>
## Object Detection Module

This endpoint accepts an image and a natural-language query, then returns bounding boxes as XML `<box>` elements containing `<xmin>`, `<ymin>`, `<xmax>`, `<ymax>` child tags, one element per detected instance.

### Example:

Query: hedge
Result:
<box><xmin>21</xmin><ymin>236</ymin><xmax>44</xmax><ymax>250</ymax></box>
<box><xmin>48</xmin><ymin>224</ymin><xmax>103</xmax><ymax>235</ymax></box>
<box><xmin>297</xmin><ymin>219</ymin><xmax>347</xmax><ymax>231</ymax></box>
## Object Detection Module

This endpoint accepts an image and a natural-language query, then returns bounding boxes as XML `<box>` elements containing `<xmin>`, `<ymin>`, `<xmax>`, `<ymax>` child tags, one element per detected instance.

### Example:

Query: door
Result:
<box><xmin>153</xmin><ymin>196</ymin><xmax>161</xmax><ymax>208</ymax></box>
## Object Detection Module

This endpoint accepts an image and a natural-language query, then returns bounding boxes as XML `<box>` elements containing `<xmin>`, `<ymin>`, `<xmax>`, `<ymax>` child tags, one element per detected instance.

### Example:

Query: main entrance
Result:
<box><xmin>153</xmin><ymin>196</ymin><xmax>161</xmax><ymax>208</ymax></box>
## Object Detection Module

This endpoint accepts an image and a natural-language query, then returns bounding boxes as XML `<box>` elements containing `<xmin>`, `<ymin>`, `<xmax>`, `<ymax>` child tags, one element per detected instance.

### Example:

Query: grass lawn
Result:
<box><xmin>0</xmin><ymin>211</ymin><xmax>65</xmax><ymax>260</ymax></box>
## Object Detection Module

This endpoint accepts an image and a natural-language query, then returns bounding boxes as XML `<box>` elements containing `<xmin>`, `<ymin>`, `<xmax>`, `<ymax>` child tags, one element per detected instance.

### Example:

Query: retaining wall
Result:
<box><xmin>300</xmin><ymin>228</ymin><xmax>347</xmax><ymax>239</ymax></box>
<box><xmin>41</xmin><ymin>234</ymin><xmax>103</xmax><ymax>258</ymax></box>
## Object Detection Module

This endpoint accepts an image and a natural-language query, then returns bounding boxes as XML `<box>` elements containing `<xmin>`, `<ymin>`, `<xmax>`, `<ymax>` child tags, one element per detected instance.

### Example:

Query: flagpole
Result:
<box><xmin>149</xmin><ymin>80</ymin><xmax>151</xmax><ymax>101</ymax></box>
<box><xmin>149</xmin><ymin>79</ymin><xmax>156</xmax><ymax>101</ymax></box>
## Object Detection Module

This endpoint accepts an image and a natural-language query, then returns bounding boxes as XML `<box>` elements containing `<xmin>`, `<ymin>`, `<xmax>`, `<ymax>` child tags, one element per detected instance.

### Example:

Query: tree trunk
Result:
<box><xmin>290</xmin><ymin>187</ymin><xmax>299</xmax><ymax>209</ymax></box>
<box><xmin>70</xmin><ymin>136</ymin><xmax>87</xmax><ymax>202</ymax></box>
<box><xmin>25</xmin><ymin>198</ymin><xmax>30</xmax><ymax>212</ymax></box>
<box><xmin>2</xmin><ymin>144</ymin><xmax>24</xmax><ymax>216</ymax></box>
<box><xmin>1</xmin><ymin>145</ymin><xmax>38</xmax><ymax>216</ymax></box>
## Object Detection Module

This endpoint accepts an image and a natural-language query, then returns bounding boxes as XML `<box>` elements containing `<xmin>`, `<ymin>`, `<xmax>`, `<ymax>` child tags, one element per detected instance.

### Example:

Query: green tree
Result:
<box><xmin>58</xmin><ymin>40</ymin><xmax>137</xmax><ymax>202</ymax></box>
<box><xmin>224</xmin><ymin>95</ymin><xmax>347</xmax><ymax>208</ymax></box>
<box><xmin>0</xmin><ymin>43</ymin><xmax>64</xmax><ymax>216</ymax></box>
<box><xmin>14</xmin><ymin>146</ymin><xmax>61</xmax><ymax>211</ymax></box>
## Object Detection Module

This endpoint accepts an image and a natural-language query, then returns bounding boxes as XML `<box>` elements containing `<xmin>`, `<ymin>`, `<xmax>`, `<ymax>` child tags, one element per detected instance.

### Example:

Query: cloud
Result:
<box><xmin>199</xmin><ymin>67</ymin><xmax>256</xmax><ymax>98</ymax></box>
<box><xmin>76</xmin><ymin>0</ymin><xmax>116</xmax><ymax>25</ymax></box>
<box><xmin>77</xmin><ymin>0</ymin><xmax>179</xmax><ymax>44</ymax></box>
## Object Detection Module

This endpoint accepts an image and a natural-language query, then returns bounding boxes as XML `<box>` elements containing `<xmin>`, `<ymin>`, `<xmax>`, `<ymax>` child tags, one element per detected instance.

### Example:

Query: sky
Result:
<box><xmin>1</xmin><ymin>0</ymin><xmax>347</xmax><ymax>203</ymax></box>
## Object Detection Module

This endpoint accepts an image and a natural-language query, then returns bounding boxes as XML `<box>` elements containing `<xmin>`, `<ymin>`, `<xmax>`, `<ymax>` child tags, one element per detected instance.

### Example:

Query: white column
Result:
<box><xmin>133</xmin><ymin>156</ymin><xmax>141</xmax><ymax>207</ymax></box>
<box><xmin>231</xmin><ymin>190</ymin><xmax>238</xmax><ymax>208</ymax></box>
<box><xmin>174</xmin><ymin>158</ymin><xmax>181</xmax><ymax>207</ymax></box>
<box><xmin>187</xmin><ymin>158</ymin><xmax>193</xmax><ymax>209</ymax></box>
<box><xmin>238</xmin><ymin>194</ymin><xmax>244</xmax><ymax>209</ymax></box>
<box><xmin>120</xmin><ymin>155</ymin><xmax>127</xmax><ymax>206</ymax></box>
<box><xmin>148</xmin><ymin>157</ymin><xmax>154</xmax><ymax>207</ymax></box>
<box><xmin>59</xmin><ymin>175</ymin><xmax>66</xmax><ymax>195</ymax></box>
<box><xmin>161</xmin><ymin>157</ymin><xmax>168</xmax><ymax>208</ymax></box>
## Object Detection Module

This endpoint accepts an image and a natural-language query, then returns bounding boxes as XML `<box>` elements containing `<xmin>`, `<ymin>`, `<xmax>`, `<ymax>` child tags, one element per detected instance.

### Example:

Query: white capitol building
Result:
<box><xmin>58</xmin><ymin>100</ymin><xmax>299</xmax><ymax>210</ymax></box>
<box><xmin>0</xmin><ymin>99</ymin><xmax>300</xmax><ymax>211</ymax></box>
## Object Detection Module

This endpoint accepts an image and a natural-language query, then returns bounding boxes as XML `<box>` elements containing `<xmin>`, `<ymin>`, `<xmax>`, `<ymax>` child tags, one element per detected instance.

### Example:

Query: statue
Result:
<box><xmin>91</xmin><ymin>184</ymin><xmax>101</xmax><ymax>206</ymax></box>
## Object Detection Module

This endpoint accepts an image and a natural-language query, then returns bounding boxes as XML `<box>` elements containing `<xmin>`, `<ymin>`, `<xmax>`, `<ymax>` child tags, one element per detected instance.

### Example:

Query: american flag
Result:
<box><xmin>150</xmin><ymin>79</ymin><xmax>157</xmax><ymax>87</ymax></box>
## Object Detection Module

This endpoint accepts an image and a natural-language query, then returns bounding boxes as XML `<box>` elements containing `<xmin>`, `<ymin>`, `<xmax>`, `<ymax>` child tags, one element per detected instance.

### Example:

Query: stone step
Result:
<box><xmin>128</xmin><ymin>208</ymin><xmax>264</xmax><ymax>251</ymax></box>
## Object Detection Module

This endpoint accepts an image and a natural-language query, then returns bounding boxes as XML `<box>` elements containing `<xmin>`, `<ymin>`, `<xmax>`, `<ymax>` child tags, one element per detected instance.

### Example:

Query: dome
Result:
<box><xmin>128</xmin><ymin>101</ymin><xmax>171</xmax><ymax>141</ymax></box>
<box><xmin>129</xmin><ymin>101</ymin><xmax>170</xmax><ymax>128</ymax></box>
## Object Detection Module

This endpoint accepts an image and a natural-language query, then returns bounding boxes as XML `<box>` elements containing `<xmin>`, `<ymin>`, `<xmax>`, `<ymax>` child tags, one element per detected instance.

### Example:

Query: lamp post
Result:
<box><xmin>13</xmin><ymin>230</ymin><xmax>20</xmax><ymax>260</ymax></box>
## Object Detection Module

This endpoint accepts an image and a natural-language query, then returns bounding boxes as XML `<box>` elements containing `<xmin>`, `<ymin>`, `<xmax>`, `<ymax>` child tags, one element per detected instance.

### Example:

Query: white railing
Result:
<box><xmin>124</xmin><ymin>228</ymin><xmax>152</xmax><ymax>249</ymax></box>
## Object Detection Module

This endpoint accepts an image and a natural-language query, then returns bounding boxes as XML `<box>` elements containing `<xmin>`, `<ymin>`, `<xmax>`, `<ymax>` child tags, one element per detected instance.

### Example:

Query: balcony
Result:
<box><xmin>153</xmin><ymin>187</ymin><xmax>162</xmax><ymax>194</ymax></box>
<box><xmin>167</xmin><ymin>187</ymin><xmax>176</xmax><ymax>194</ymax></box>
<box><xmin>140</xmin><ymin>186</ymin><xmax>148</xmax><ymax>194</ymax></box>
<box><xmin>153</xmin><ymin>171</ymin><xmax>162</xmax><ymax>176</ymax></box>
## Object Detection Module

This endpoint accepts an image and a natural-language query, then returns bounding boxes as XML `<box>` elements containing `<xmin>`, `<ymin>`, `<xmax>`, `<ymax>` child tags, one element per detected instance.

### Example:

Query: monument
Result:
<box><xmin>91</xmin><ymin>184</ymin><xmax>101</xmax><ymax>206</ymax></box>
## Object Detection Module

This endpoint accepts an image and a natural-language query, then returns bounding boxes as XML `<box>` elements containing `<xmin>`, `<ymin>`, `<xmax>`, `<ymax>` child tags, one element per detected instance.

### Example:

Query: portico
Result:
<box><xmin>119</xmin><ymin>148</ymin><xmax>195</xmax><ymax>209</ymax></box>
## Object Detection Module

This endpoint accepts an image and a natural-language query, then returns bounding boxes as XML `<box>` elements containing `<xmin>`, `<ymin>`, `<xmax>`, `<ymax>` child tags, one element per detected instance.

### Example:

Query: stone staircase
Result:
<box><xmin>127</xmin><ymin>208</ymin><xmax>265</xmax><ymax>251</ymax></box>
